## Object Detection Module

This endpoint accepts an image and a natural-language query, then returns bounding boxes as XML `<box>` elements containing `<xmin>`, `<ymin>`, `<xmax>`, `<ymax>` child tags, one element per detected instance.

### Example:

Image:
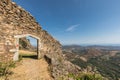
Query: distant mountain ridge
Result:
<box><xmin>63</xmin><ymin>45</ymin><xmax>120</xmax><ymax>51</ymax></box>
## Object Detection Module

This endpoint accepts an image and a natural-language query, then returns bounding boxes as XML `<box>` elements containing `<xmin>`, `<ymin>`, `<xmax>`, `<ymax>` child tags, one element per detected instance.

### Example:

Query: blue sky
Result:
<box><xmin>13</xmin><ymin>0</ymin><xmax>120</xmax><ymax>45</ymax></box>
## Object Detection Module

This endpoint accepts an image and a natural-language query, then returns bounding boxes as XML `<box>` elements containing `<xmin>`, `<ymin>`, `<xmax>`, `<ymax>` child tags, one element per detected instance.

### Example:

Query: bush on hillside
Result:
<box><xmin>68</xmin><ymin>72</ymin><xmax>106</xmax><ymax>80</ymax></box>
<box><xmin>0</xmin><ymin>60</ymin><xmax>15</xmax><ymax>80</ymax></box>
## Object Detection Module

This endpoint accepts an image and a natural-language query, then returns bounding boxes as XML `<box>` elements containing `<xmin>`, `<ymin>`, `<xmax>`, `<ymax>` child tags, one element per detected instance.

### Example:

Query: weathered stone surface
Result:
<box><xmin>0</xmin><ymin>0</ymin><xmax>81</xmax><ymax>79</ymax></box>
<box><xmin>0</xmin><ymin>0</ymin><xmax>62</xmax><ymax>61</ymax></box>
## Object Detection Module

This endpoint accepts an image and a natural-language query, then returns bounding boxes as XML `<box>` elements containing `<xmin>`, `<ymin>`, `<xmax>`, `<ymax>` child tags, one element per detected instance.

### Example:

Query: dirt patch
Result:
<box><xmin>8</xmin><ymin>57</ymin><xmax>53</xmax><ymax>80</ymax></box>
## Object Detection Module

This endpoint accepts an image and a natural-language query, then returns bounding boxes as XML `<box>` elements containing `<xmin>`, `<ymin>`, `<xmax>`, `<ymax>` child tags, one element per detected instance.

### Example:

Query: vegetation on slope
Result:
<box><xmin>63</xmin><ymin>46</ymin><xmax>120</xmax><ymax>80</ymax></box>
<box><xmin>0</xmin><ymin>55</ymin><xmax>15</xmax><ymax>80</ymax></box>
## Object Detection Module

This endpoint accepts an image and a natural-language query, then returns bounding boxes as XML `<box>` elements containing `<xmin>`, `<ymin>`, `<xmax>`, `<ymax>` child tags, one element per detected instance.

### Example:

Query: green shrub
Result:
<box><xmin>0</xmin><ymin>61</ymin><xmax>15</xmax><ymax>79</ymax></box>
<box><xmin>68</xmin><ymin>73</ymin><xmax>75</xmax><ymax>78</ymax></box>
<box><xmin>19</xmin><ymin>39</ymin><xmax>27</xmax><ymax>49</ymax></box>
<box><xmin>68</xmin><ymin>73</ymin><xmax>104</xmax><ymax>80</ymax></box>
<box><xmin>77</xmin><ymin>73</ymin><xmax>103</xmax><ymax>80</ymax></box>
<box><xmin>18</xmin><ymin>55</ymin><xmax>23</xmax><ymax>61</ymax></box>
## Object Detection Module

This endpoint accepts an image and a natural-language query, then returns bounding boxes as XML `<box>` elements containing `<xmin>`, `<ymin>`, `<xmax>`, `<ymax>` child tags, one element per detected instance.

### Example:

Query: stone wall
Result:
<box><xmin>0</xmin><ymin>0</ymin><xmax>63</xmax><ymax>61</ymax></box>
<box><xmin>0</xmin><ymin>0</ymin><xmax>81</xmax><ymax>79</ymax></box>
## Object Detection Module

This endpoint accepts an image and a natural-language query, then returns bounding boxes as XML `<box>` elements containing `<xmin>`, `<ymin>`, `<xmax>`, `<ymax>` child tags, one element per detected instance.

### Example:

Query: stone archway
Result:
<box><xmin>0</xmin><ymin>0</ymin><xmax>63</xmax><ymax>65</ymax></box>
<box><xmin>12</xmin><ymin>34</ymin><xmax>41</xmax><ymax>61</ymax></box>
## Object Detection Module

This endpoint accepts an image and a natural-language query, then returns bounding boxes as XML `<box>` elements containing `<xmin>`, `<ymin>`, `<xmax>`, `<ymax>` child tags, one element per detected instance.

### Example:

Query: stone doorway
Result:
<box><xmin>13</xmin><ymin>34</ymin><xmax>41</xmax><ymax>61</ymax></box>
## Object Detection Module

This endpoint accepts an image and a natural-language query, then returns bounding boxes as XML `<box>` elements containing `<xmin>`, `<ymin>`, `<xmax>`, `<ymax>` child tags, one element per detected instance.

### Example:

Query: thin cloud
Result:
<box><xmin>66</xmin><ymin>24</ymin><xmax>80</xmax><ymax>32</ymax></box>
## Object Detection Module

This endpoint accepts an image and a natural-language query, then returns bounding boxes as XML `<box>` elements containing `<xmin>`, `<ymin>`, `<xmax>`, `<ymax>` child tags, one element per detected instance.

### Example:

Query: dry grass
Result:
<box><xmin>19</xmin><ymin>50</ymin><xmax>36</xmax><ymax>55</ymax></box>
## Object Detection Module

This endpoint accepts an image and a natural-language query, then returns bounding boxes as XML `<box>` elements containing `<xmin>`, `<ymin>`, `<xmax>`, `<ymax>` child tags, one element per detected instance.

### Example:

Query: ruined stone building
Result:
<box><xmin>0</xmin><ymin>0</ymin><xmax>80</xmax><ymax>79</ymax></box>
<box><xmin>0</xmin><ymin>0</ymin><xmax>63</xmax><ymax>61</ymax></box>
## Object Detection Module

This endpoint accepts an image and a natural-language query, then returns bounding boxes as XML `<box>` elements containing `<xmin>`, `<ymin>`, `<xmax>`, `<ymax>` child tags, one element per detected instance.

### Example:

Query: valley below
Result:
<box><xmin>63</xmin><ymin>45</ymin><xmax>120</xmax><ymax>80</ymax></box>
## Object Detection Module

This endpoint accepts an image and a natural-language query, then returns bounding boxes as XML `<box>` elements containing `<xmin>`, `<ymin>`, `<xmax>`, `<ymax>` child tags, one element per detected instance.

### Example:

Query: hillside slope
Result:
<box><xmin>63</xmin><ymin>46</ymin><xmax>120</xmax><ymax>80</ymax></box>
